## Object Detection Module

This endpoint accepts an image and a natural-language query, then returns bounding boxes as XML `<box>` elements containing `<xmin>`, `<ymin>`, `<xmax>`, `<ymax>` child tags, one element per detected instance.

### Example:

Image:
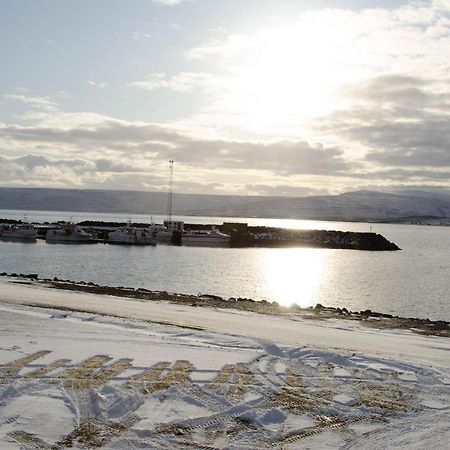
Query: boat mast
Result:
<box><xmin>166</xmin><ymin>160</ymin><xmax>174</xmax><ymax>222</ymax></box>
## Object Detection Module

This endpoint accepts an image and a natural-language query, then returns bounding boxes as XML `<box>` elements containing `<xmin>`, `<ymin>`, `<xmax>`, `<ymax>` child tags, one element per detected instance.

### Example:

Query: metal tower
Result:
<box><xmin>166</xmin><ymin>160</ymin><xmax>174</xmax><ymax>222</ymax></box>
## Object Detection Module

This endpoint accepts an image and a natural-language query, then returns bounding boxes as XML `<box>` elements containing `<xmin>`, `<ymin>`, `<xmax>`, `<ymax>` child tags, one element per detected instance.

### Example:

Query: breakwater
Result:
<box><xmin>220</xmin><ymin>223</ymin><xmax>400</xmax><ymax>250</ymax></box>
<box><xmin>1</xmin><ymin>218</ymin><xmax>400</xmax><ymax>250</ymax></box>
<box><xmin>76</xmin><ymin>220</ymin><xmax>400</xmax><ymax>250</ymax></box>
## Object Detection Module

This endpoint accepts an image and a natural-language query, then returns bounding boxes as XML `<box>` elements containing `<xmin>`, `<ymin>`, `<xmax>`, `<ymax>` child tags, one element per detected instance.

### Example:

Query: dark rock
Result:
<box><xmin>199</xmin><ymin>294</ymin><xmax>223</xmax><ymax>301</ymax></box>
<box><xmin>381</xmin><ymin>313</ymin><xmax>393</xmax><ymax>319</ymax></box>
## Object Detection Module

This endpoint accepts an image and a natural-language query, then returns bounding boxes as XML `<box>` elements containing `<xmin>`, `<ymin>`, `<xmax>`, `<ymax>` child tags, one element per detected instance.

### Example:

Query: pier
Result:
<box><xmin>1</xmin><ymin>218</ymin><xmax>400</xmax><ymax>251</ymax></box>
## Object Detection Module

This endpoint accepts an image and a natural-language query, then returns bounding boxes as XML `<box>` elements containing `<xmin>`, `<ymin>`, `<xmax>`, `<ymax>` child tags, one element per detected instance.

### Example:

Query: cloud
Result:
<box><xmin>151</xmin><ymin>0</ymin><xmax>190</xmax><ymax>5</ymax></box>
<box><xmin>185</xmin><ymin>34</ymin><xmax>252</xmax><ymax>60</ymax></box>
<box><xmin>0</xmin><ymin>105</ymin><xmax>447</xmax><ymax>192</ymax></box>
<box><xmin>0</xmin><ymin>152</ymin><xmax>160</xmax><ymax>190</ymax></box>
<box><xmin>3</xmin><ymin>94</ymin><xmax>58</xmax><ymax>112</ymax></box>
<box><xmin>2</xmin><ymin>1</ymin><xmax>450</xmax><ymax>194</ymax></box>
<box><xmin>94</xmin><ymin>158</ymin><xmax>147</xmax><ymax>173</ymax></box>
<box><xmin>128</xmin><ymin>72</ymin><xmax>216</xmax><ymax>92</ymax></box>
<box><xmin>131</xmin><ymin>31</ymin><xmax>154</xmax><ymax>41</ymax></box>
<box><xmin>86</xmin><ymin>80</ymin><xmax>108</xmax><ymax>88</ymax></box>
<box><xmin>166</xmin><ymin>139</ymin><xmax>352</xmax><ymax>175</ymax></box>
<box><xmin>0</xmin><ymin>109</ymin><xmax>356</xmax><ymax>194</ymax></box>
<box><xmin>179</xmin><ymin>0</ymin><xmax>450</xmax><ymax>135</ymax></box>
<box><xmin>0</xmin><ymin>154</ymin><xmax>92</xmax><ymax>188</ymax></box>
<box><xmin>244</xmin><ymin>184</ymin><xmax>328</xmax><ymax>197</ymax></box>
<box><xmin>0</xmin><ymin>114</ymin><xmax>352</xmax><ymax>176</ymax></box>
<box><xmin>316</xmin><ymin>73</ymin><xmax>450</xmax><ymax>172</ymax></box>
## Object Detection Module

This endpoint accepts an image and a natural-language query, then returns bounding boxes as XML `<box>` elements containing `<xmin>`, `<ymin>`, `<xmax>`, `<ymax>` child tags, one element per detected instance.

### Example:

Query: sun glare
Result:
<box><xmin>223</xmin><ymin>14</ymin><xmax>370</xmax><ymax>132</ymax></box>
<box><xmin>262</xmin><ymin>248</ymin><xmax>327</xmax><ymax>308</ymax></box>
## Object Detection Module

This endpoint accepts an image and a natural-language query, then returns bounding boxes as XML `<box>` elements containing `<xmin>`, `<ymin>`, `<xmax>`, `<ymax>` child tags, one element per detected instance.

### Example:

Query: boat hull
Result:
<box><xmin>0</xmin><ymin>233</ymin><xmax>36</xmax><ymax>241</ymax></box>
<box><xmin>0</xmin><ymin>235</ymin><xmax>36</xmax><ymax>243</ymax></box>
<box><xmin>107</xmin><ymin>227</ymin><xmax>157</xmax><ymax>246</ymax></box>
<box><xmin>46</xmin><ymin>237</ymin><xmax>97</xmax><ymax>244</ymax></box>
<box><xmin>181</xmin><ymin>236</ymin><xmax>230</xmax><ymax>247</ymax></box>
<box><xmin>106</xmin><ymin>239</ymin><xmax>156</xmax><ymax>246</ymax></box>
<box><xmin>0</xmin><ymin>227</ymin><xmax>36</xmax><ymax>241</ymax></box>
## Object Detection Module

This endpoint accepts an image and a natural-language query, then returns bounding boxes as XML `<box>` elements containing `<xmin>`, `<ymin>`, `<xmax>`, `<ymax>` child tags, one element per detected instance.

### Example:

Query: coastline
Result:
<box><xmin>1</xmin><ymin>272</ymin><xmax>448</xmax><ymax>338</ymax></box>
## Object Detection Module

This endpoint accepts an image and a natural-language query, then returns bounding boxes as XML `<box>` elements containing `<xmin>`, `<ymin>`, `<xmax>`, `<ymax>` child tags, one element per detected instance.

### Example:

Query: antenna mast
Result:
<box><xmin>167</xmin><ymin>160</ymin><xmax>174</xmax><ymax>222</ymax></box>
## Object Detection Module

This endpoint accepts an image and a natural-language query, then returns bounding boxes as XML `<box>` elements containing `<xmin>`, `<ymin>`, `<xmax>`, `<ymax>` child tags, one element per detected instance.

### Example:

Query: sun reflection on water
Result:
<box><xmin>261</xmin><ymin>248</ymin><xmax>328</xmax><ymax>308</ymax></box>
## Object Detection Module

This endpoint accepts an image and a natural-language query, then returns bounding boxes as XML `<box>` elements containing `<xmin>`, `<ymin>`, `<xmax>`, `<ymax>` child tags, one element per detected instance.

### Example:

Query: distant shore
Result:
<box><xmin>1</xmin><ymin>272</ymin><xmax>448</xmax><ymax>338</ymax></box>
<box><xmin>1</xmin><ymin>187</ymin><xmax>449</xmax><ymax>226</ymax></box>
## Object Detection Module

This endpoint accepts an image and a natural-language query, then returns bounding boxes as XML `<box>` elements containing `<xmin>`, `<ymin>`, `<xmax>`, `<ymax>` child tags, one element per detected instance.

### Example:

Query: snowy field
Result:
<box><xmin>0</xmin><ymin>278</ymin><xmax>449</xmax><ymax>449</ymax></box>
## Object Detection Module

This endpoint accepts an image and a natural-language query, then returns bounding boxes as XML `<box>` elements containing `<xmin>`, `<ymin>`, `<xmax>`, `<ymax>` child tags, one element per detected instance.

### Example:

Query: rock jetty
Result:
<box><xmin>220</xmin><ymin>223</ymin><xmax>400</xmax><ymax>251</ymax></box>
<box><xmin>2</xmin><ymin>273</ymin><xmax>447</xmax><ymax>337</ymax></box>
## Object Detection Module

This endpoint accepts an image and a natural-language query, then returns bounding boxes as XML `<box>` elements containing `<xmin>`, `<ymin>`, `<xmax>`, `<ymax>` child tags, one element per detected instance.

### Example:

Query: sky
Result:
<box><xmin>0</xmin><ymin>0</ymin><xmax>449</xmax><ymax>197</ymax></box>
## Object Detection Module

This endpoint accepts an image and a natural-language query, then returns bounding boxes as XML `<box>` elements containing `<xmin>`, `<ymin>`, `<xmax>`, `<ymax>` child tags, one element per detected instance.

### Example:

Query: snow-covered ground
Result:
<box><xmin>0</xmin><ymin>278</ymin><xmax>449</xmax><ymax>449</ymax></box>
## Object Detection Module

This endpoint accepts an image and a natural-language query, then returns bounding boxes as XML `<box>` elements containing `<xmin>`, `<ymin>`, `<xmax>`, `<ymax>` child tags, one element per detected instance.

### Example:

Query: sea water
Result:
<box><xmin>0</xmin><ymin>209</ymin><xmax>448</xmax><ymax>321</ymax></box>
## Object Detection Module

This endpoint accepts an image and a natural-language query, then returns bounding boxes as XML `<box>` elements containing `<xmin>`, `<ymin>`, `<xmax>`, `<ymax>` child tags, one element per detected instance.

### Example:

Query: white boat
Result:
<box><xmin>46</xmin><ymin>223</ymin><xmax>96</xmax><ymax>243</ymax></box>
<box><xmin>107</xmin><ymin>223</ymin><xmax>156</xmax><ymax>246</ymax></box>
<box><xmin>182</xmin><ymin>227</ymin><xmax>230</xmax><ymax>247</ymax></box>
<box><xmin>0</xmin><ymin>223</ymin><xmax>36</xmax><ymax>241</ymax></box>
<box><xmin>152</xmin><ymin>220</ymin><xmax>184</xmax><ymax>243</ymax></box>
<box><xmin>153</xmin><ymin>227</ymin><xmax>172</xmax><ymax>243</ymax></box>
<box><xmin>161</xmin><ymin>161</ymin><xmax>230</xmax><ymax>247</ymax></box>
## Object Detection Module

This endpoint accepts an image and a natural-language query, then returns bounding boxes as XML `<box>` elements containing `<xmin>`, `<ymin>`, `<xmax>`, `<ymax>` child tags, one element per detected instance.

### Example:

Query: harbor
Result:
<box><xmin>0</xmin><ymin>218</ymin><xmax>400</xmax><ymax>251</ymax></box>
<box><xmin>0</xmin><ymin>214</ymin><xmax>448</xmax><ymax>322</ymax></box>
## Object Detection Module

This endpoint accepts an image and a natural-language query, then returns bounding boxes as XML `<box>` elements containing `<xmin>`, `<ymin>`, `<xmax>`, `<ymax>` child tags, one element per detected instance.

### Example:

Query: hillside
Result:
<box><xmin>0</xmin><ymin>187</ymin><xmax>449</xmax><ymax>222</ymax></box>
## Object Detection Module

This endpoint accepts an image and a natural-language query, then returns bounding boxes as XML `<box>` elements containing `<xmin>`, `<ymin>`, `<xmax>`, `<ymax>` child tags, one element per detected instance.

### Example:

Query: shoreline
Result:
<box><xmin>2</xmin><ymin>272</ymin><xmax>449</xmax><ymax>338</ymax></box>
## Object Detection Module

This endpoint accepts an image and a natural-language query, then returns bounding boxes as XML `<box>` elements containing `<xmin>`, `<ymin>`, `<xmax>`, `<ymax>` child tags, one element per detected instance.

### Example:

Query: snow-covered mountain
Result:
<box><xmin>0</xmin><ymin>187</ymin><xmax>449</xmax><ymax>222</ymax></box>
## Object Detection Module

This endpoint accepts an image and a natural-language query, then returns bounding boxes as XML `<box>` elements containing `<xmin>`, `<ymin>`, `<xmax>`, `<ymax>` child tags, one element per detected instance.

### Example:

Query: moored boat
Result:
<box><xmin>0</xmin><ymin>223</ymin><xmax>37</xmax><ymax>241</ymax></box>
<box><xmin>107</xmin><ymin>222</ymin><xmax>156</xmax><ymax>246</ymax></box>
<box><xmin>152</xmin><ymin>220</ymin><xmax>185</xmax><ymax>243</ymax></box>
<box><xmin>182</xmin><ymin>227</ymin><xmax>230</xmax><ymax>247</ymax></box>
<box><xmin>46</xmin><ymin>223</ymin><xmax>96</xmax><ymax>244</ymax></box>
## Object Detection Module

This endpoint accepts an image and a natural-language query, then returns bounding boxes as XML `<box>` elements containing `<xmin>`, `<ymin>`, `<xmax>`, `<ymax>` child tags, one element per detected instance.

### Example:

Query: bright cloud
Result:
<box><xmin>180</xmin><ymin>1</ymin><xmax>450</xmax><ymax>137</ymax></box>
<box><xmin>128</xmin><ymin>72</ymin><xmax>217</xmax><ymax>92</ymax></box>
<box><xmin>3</xmin><ymin>94</ymin><xmax>58</xmax><ymax>112</ymax></box>
<box><xmin>1</xmin><ymin>0</ymin><xmax>450</xmax><ymax>194</ymax></box>
<box><xmin>151</xmin><ymin>0</ymin><xmax>189</xmax><ymax>5</ymax></box>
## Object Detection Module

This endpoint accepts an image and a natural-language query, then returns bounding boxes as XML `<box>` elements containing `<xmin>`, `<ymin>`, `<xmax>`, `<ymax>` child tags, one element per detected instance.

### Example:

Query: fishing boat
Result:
<box><xmin>46</xmin><ymin>223</ymin><xmax>96</xmax><ymax>243</ymax></box>
<box><xmin>0</xmin><ymin>223</ymin><xmax>37</xmax><ymax>241</ymax></box>
<box><xmin>162</xmin><ymin>161</ymin><xmax>230</xmax><ymax>246</ymax></box>
<box><xmin>152</xmin><ymin>220</ymin><xmax>184</xmax><ymax>243</ymax></box>
<box><xmin>107</xmin><ymin>222</ymin><xmax>156</xmax><ymax>246</ymax></box>
<box><xmin>182</xmin><ymin>227</ymin><xmax>230</xmax><ymax>247</ymax></box>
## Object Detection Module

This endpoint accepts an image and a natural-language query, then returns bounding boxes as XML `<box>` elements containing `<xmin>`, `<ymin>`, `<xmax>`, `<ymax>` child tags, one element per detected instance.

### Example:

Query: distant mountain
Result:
<box><xmin>0</xmin><ymin>187</ymin><xmax>449</xmax><ymax>222</ymax></box>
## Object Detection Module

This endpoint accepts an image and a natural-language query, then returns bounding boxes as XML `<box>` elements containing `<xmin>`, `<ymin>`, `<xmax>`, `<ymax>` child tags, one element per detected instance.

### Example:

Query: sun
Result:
<box><xmin>220</xmin><ymin>14</ymin><xmax>369</xmax><ymax>133</ymax></box>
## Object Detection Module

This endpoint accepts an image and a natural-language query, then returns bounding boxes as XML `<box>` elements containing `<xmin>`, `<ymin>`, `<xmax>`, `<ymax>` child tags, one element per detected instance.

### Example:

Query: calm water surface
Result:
<box><xmin>0</xmin><ymin>210</ymin><xmax>449</xmax><ymax>321</ymax></box>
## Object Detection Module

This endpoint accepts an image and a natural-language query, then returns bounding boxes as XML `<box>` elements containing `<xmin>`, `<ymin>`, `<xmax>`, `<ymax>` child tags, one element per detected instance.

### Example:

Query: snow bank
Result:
<box><xmin>0</xmin><ymin>279</ymin><xmax>449</xmax><ymax>448</ymax></box>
